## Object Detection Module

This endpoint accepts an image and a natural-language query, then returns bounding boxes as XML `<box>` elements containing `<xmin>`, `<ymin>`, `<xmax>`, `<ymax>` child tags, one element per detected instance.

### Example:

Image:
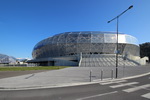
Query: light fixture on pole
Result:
<box><xmin>107</xmin><ymin>5</ymin><xmax>133</xmax><ymax>78</ymax></box>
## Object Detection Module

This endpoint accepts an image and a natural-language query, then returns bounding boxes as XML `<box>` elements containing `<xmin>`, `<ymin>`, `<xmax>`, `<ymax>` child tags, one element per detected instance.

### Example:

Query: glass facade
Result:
<box><xmin>32</xmin><ymin>31</ymin><xmax>139</xmax><ymax>59</ymax></box>
<box><xmin>0</xmin><ymin>54</ymin><xmax>16</xmax><ymax>64</ymax></box>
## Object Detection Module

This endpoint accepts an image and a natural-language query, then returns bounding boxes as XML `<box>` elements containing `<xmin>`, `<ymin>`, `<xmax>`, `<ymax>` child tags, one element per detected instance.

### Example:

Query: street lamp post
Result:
<box><xmin>108</xmin><ymin>5</ymin><xmax>133</xmax><ymax>78</ymax></box>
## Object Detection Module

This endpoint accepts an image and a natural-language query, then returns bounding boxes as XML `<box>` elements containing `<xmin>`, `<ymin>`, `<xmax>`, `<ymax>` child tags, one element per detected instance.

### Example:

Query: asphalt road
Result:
<box><xmin>0</xmin><ymin>74</ymin><xmax>150</xmax><ymax>100</ymax></box>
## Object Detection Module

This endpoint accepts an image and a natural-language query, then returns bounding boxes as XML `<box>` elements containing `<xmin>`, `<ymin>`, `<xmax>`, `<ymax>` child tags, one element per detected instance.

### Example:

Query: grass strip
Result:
<box><xmin>0</xmin><ymin>66</ymin><xmax>68</xmax><ymax>71</ymax></box>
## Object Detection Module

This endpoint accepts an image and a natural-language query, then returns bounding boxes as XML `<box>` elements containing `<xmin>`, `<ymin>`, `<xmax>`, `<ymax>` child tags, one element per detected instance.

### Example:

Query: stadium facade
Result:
<box><xmin>28</xmin><ymin>31</ymin><xmax>148</xmax><ymax>66</ymax></box>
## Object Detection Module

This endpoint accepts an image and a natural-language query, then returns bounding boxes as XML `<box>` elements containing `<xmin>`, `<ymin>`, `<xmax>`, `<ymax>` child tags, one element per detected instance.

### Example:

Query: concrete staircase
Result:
<box><xmin>79</xmin><ymin>54</ymin><xmax>138</xmax><ymax>67</ymax></box>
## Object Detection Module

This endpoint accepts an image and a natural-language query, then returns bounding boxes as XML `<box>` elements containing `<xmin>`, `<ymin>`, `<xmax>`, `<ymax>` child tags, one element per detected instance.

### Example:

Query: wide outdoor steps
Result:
<box><xmin>80</xmin><ymin>54</ymin><xmax>138</xmax><ymax>67</ymax></box>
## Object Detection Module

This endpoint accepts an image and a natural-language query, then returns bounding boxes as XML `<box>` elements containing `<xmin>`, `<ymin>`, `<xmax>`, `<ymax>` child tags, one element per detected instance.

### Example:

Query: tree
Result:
<box><xmin>140</xmin><ymin>42</ymin><xmax>150</xmax><ymax>62</ymax></box>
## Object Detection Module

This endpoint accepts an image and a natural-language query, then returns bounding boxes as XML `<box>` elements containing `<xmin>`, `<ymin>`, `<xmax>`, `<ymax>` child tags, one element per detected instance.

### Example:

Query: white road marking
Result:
<box><xmin>100</xmin><ymin>80</ymin><xmax>127</xmax><ymax>85</ymax></box>
<box><xmin>76</xmin><ymin>91</ymin><xmax>118</xmax><ymax>100</ymax></box>
<box><xmin>123</xmin><ymin>84</ymin><xmax>150</xmax><ymax>93</ymax></box>
<box><xmin>110</xmin><ymin>82</ymin><xmax>139</xmax><ymax>88</ymax></box>
<box><xmin>142</xmin><ymin>92</ymin><xmax>150</xmax><ymax>99</ymax></box>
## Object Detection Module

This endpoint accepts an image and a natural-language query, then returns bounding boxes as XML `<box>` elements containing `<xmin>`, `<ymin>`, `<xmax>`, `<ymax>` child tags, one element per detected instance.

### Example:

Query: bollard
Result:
<box><xmin>123</xmin><ymin>66</ymin><xmax>125</xmax><ymax>77</ymax></box>
<box><xmin>111</xmin><ymin>69</ymin><xmax>114</xmax><ymax>79</ymax></box>
<box><xmin>90</xmin><ymin>70</ymin><xmax>92</xmax><ymax>82</ymax></box>
<box><xmin>101</xmin><ymin>69</ymin><xmax>103</xmax><ymax>81</ymax></box>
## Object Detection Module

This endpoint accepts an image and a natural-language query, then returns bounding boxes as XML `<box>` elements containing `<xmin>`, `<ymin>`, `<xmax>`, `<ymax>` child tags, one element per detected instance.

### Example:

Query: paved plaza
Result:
<box><xmin>0</xmin><ymin>65</ymin><xmax>150</xmax><ymax>89</ymax></box>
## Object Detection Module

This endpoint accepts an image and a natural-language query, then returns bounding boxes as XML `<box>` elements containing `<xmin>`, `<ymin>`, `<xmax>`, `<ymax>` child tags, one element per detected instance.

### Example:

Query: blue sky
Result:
<box><xmin>0</xmin><ymin>0</ymin><xmax>149</xmax><ymax>58</ymax></box>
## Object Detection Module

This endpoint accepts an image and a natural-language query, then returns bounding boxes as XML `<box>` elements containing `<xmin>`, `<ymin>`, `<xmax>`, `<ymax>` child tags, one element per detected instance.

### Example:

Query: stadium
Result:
<box><xmin>28</xmin><ymin>31</ymin><xmax>147</xmax><ymax>66</ymax></box>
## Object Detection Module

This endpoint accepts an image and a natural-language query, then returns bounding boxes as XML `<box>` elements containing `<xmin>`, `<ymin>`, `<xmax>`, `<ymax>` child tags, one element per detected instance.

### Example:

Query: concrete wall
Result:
<box><xmin>54</xmin><ymin>59</ymin><xmax>78</xmax><ymax>66</ymax></box>
<box><xmin>53</xmin><ymin>56</ymin><xmax>79</xmax><ymax>66</ymax></box>
<box><xmin>126</xmin><ymin>54</ymin><xmax>149</xmax><ymax>65</ymax></box>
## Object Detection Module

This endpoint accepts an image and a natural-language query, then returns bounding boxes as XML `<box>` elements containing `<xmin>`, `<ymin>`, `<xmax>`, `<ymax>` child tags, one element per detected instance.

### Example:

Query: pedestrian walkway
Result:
<box><xmin>0</xmin><ymin>65</ymin><xmax>150</xmax><ymax>90</ymax></box>
<box><xmin>99</xmin><ymin>75</ymin><xmax>150</xmax><ymax>100</ymax></box>
<box><xmin>142</xmin><ymin>93</ymin><xmax>150</xmax><ymax>99</ymax></box>
<box><xmin>123</xmin><ymin>84</ymin><xmax>150</xmax><ymax>93</ymax></box>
